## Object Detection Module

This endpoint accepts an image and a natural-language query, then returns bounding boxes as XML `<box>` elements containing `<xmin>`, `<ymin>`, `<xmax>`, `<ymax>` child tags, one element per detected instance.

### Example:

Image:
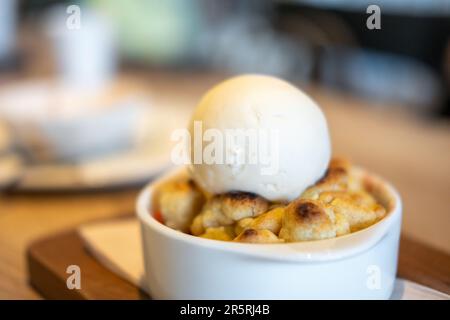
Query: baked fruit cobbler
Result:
<box><xmin>150</xmin><ymin>76</ymin><xmax>389</xmax><ymax>243</ymax></box>
<box><xmin>153</xmin><ymin>158</ymin><xmax>387</xmax><ymax>243</ymax></box>
<box><xmin>138</xmin><ymin>75</ymin><xmax>402</xmax><ymax>300</ymax></box>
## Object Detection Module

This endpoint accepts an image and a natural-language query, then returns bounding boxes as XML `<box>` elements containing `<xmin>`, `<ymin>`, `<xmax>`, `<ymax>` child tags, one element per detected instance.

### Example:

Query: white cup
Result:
<box><xmin>46</xmin><ymin>6</ymin><xmax>117</xmax><ymax>92</ymax></box>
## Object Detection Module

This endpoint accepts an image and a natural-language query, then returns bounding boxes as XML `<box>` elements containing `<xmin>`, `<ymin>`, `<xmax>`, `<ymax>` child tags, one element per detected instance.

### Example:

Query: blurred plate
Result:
<box><xmin>0</xmin><ymin>77</ymin><xmax>191</xmax><ymax>192</ymax></box>
<box><xmin>14</xmin><ymin>103</ymin><xmax>190</xmax><ymax>192</ymax></box>
<box><xmin>0</xmin><ymin>80</ymin><xmax>148</xmax><ymax>163</ymax></box>
<box><xmin>17</xmin><ymin>144</ymin><xmax>170</xmax><ymax>192</ymax></box>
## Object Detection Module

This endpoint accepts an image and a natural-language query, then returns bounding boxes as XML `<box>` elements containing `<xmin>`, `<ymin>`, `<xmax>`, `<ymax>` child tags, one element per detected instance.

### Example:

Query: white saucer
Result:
<box><xmin>0</xmin><ymin>77</ymin><xmax>191</xmax><ymax>192</ymax></box>
<box><xmin>17</xmin><ymin>143</ymin><xmax>172</xmax><ymax>192</ymax></box>
<box><xmin>16</xmin><ymin>104</ymin><xmax>188</xmax><ymax>191</ymax></box>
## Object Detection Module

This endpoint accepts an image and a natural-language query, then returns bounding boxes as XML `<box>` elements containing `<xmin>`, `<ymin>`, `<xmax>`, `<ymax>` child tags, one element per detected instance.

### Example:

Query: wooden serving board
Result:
<box><xmin>27</xmin><ymin>229</ymin><xmax>450</xmax><ymax>299</ymax></box>
<box><xmin>27</xmin><ymin>230</ymin><xmax>150</xmax><ymax>300</ymax></box>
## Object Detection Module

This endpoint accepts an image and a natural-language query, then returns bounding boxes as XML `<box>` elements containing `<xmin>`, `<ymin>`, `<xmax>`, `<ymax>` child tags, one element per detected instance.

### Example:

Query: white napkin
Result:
<box><xmin>78</xmin><ymin>219</ymin><xmax>449</xmax><ymax>300</ymax></box>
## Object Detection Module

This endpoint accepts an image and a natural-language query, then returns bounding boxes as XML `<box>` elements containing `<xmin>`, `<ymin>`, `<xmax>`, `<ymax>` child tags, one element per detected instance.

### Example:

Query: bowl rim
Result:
<box><xmin>136</xmin><ymin>166</ymin><xmax>402</xmax><ymax>262</ymax></box>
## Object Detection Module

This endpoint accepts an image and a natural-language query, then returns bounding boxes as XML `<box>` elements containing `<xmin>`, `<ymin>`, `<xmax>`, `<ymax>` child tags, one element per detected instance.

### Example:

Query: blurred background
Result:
<box><xmin>0</xmin><ymin>0</ymin><xmax>449</xmax><ymax>298</ymax></box>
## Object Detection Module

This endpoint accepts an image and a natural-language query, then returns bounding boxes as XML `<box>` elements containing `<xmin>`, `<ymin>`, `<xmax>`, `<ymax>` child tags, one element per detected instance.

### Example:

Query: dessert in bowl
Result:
<box><xmin>137</xmin><ymin>75</ymin><xmax>402</xmax><ymax>299</ymax></box>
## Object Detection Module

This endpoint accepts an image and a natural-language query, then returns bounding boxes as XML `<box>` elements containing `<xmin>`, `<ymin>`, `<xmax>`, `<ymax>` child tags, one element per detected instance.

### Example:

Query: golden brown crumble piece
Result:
<box><xmin>279</xmin><ymin>199</ymin><xmax>347</xmax><ymax>241</ymax></box>
<box><xmin>238</xmin><ymin>206</ymin><xmax>284</xmax><ymax>235</ymax></box>
<box><xmin>319</xmin><ymin>191</ymin><xmax>386</xmax><ymax>232</ymax></box>
<box><xmin>158</xmin><ymin>179</ymin><xmax>205</xmax><ymax>232</ymax></box>
<box><xmin>301</xmin><ymin>158</ymin><xmax>358</xmax><ymax>199</ymax></box>
<box><xmin>200</xmin><ymin>226</ymin><xmax>236</xmax><ymax>241</ymax></box>
<box><xmin>234</xmin><ymin>228</ymin><xmax>283</xmax><ymax>244</ymax></box>
<box><xmin>190</xmin><ymin>191</ymin><xmax>269</xmax><ymax>236</ymax></box>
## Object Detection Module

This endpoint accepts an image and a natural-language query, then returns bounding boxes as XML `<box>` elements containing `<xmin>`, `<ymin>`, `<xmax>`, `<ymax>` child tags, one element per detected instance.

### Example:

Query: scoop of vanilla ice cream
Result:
<box><xmin>188</xmin><ymin>74</ymin><xmax>330</xmax><ymax>202</ymax></box>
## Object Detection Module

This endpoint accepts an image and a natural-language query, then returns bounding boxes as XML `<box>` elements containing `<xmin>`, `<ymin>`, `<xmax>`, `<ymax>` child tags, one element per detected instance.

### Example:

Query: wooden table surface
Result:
<box><xmin>0</xmin><ymin>72</ymin><xmax>449</xmax><ymax>299</ymax></box>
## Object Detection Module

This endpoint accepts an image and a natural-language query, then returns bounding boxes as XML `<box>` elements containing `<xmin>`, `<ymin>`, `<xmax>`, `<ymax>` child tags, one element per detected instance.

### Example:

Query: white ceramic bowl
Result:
<box><xmin>0</xmin><ymin>81</ymin><xmax>143</xmax><ymax>163</ymax></box>
<box><xmin>137</xmin><ymin>166</ymin><xmax>402</xmax><ymax>299</ymax></box>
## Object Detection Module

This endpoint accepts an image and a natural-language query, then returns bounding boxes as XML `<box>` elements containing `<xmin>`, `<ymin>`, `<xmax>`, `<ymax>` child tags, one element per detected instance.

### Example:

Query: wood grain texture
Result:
<box><xmin>27</xmin><ymin>231</ymin><xmax>149</xmax><ymax>300</ymax></box>
<box><xmin>27</xmin><ymin>230</ymin><xmax>450</xmax><ymax>299</ymax></box>
<box><xmin>398</xmin><ymin>236</ymin><xmax>450</xmax><ymax>295</ymax></box>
